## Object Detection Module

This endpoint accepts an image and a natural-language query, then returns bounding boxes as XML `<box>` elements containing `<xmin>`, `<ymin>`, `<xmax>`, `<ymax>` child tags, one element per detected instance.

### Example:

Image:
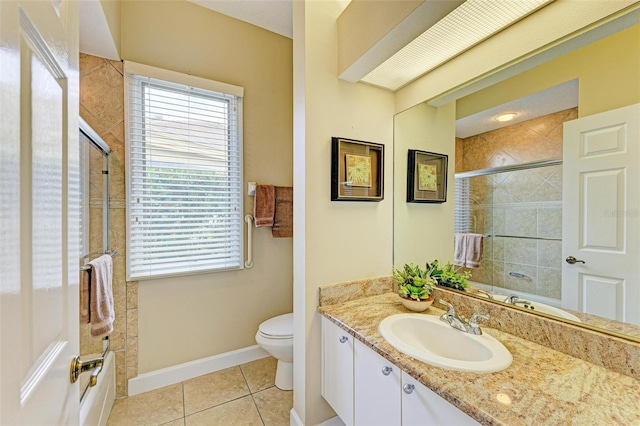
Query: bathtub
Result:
<box><xmin>79</xmin><ymin>350</ymin><xmax>116</xmax><ymax>426</ymax></box>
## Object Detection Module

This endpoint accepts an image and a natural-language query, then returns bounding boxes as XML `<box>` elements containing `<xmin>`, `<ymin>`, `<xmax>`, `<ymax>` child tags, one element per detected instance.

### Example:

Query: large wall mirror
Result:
<box><xmin>393</xmin><ymin>17</ymin><xmax>640</xmax><ymax>343</ymax></box>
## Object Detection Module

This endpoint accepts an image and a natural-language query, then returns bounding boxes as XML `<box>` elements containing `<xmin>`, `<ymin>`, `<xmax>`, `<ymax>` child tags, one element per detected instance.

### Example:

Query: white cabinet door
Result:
<box><xmin>322</xmin><ymin>316</ymin><xmax>354</xmax><ymax>425</ymax></box>
<box><xmin>401</xmin><ymin>372</ymin><xmax>480</xmax><ymax>426</ymax></box>
<box><xmin>354</xmin><ymin>339</ymin><xmax>401</xmax><ymax>426</ymax></box>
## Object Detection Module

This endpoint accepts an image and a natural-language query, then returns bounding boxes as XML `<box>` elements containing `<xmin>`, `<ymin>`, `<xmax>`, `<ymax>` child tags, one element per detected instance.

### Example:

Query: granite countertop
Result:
<box><xmin>318</xmin><ymin>292</ymin><xmax>640</xmax><ymax>426</ymax></box>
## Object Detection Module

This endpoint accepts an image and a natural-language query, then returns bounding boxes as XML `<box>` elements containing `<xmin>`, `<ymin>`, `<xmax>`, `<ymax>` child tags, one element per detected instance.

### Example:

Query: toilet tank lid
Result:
<box><xmin>259</xmin><ymin>313</ymin><xmax>293</xmax><ymax>337</ymax></box>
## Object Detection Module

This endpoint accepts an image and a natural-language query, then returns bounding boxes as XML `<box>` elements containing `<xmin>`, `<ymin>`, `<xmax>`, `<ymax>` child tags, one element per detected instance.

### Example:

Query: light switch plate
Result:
<box><xmin>248</xmin><ymin>182</ymin><xmax>256</xmax><ymax>196</ymax></box>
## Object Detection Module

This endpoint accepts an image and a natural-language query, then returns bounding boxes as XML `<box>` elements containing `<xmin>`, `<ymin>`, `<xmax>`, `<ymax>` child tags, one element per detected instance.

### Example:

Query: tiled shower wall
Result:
<box><xmin>80</xmin><ymin>53</ymin><xmax>137</xmax><ymax>397</ymax></box>
<box><xmin>455</xmin><ymin>108</ymin><xmax>578</xmax><ymax>300</ymax></box>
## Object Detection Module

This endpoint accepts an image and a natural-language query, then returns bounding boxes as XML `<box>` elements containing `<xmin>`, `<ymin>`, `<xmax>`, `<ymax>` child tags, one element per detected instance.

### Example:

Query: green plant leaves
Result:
<box><xmin>393</xmin><ymin>260</ymin><xmax>471</xmax><ymax>299</ymax></box>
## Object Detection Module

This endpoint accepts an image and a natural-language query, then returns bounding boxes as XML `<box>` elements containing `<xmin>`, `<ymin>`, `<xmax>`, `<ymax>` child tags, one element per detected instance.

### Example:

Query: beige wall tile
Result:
<box><xmin>538</xmin><ymin>267</ymin><xmax>562</xmax><ymax>300</ymax></box>
<box><xmin>115</xmin><ymin>350</ymin><xmax>127</xmax><ymax>398</ymax></box>
<box><xmin>538</xmin><ymin>208</ymin><xmax>562</xmax><ymax>239</ymax></box>
<box><xmin>80</xmin><ymin>53</ymin><xmax>106</xmax><ymax>77</ymax></box>
<box><xmin>126</xmin><ymin>337</ymin><xmax>138</xmax><ymax>379</ymax></box>
<box><xmin>80</xmin><ymin>62</ymin><xmax>124</xmax><ymax>131</ymax></box>
<box><xmin>504</xmin><ymin>208</ymin><xmax>537</xmax><ymax>237</ymax></box>
<box><xmin>504</xmin><ymin>238</ymin><xmax>537</xmax><ymax>266</ymax></box>
<box><xmin>127</xmin><ymin>309</ymin><xmax>138</xmax><ymax>338</ymax></box>
<box><xmin>127</xmin><ymin>281</ymin><xmax>138</xmax><ymax>309</ymax></box>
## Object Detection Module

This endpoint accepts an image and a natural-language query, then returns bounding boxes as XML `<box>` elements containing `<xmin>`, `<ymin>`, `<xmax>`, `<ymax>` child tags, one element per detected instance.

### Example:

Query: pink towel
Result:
<box><xmin>254</xmin><ymin>185</ymin><xmax>275</xmax><ymax>227</ymax></box>
<box><xmin>87</xmin><ymin>255</ymin><xmax>114</xmax><ymax>339</ymax></box>
<box><xmin>454</xmin><ymin>233</ymin><xmax>484</xmax><ymax>268</ymax></box>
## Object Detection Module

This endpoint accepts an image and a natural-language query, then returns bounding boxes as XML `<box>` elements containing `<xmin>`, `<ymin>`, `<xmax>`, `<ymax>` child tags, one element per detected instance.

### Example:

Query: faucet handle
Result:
<box><xmin>439</xmin><ymin>299</ymin><xmax>455</xmax><ymax>314</ymax></box>
<box><xmin>469</xmin><ymin>312</ymin><xmax>490</xmax><ymax>327</ymax></box>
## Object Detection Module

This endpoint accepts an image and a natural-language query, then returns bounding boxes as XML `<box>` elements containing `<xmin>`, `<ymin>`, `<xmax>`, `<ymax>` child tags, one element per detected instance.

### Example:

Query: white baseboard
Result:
<box><xmin>289</xmin><ymin>409</ymin><xmax>344</xmax><ymax>426</ymax></box>
<box><xmin>317</xmin><ymin>416</ymin><xmax>345</xmax><ymax>426</ymax></box>
<box><xmin>128</xmin><ymin>345</ymin><xmax>269</xmax><ymax>396</ymax></box>
<box><xmin>290</xmin><ymin>408</ymin><xmax>303</xmax><ymax>426</ymax></box>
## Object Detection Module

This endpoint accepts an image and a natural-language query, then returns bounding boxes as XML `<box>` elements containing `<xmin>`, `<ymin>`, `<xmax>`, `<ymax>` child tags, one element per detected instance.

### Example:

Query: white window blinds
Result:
<box><xmin>454</xmin><ymin>178</ymin><xmax>472</xmax><ymax>233</ymax></box>
<box><xmin>125</xmin><ymin>63</ymin><xmax>243</xmax><ymax>280</ymax></box>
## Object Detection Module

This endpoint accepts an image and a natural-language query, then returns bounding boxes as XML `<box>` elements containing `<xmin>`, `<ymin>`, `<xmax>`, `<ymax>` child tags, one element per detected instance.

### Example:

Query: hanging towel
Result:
<box><xmin>254</xmin><ymin>184</ymin><xmax>276</xmax><ymax>227</ymax></box>
<box><xmin>272</xmin><ymin>186</ymin><xmax>293</xmax><ymax>238</ymax></box>
<box><xmin>465</xmin><ymin>233</ymin><xmax>484</xmax><ymax>268</ymax></box>
<box><xmin>87</xmin><ymin>254</ymin><xmax>115</xmax><ymax>339</ymax></box>
<box><xmin>454</xmin><ymin>233</ymin><xmax>484</xmax><ymax>268</ymax></box>
<box><xmin>454</xmin><ymin>233</ymin><xmax>467</xmax><ymax>267</ymax></box>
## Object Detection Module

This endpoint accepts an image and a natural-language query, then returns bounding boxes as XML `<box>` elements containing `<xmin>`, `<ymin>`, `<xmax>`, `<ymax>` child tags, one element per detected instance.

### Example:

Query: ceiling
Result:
<box><xmin>187</xmin><ymin>0</ymin><xmax>293</xmax><ymax>38</ymax></box>
<box><xmin>455</xmin><ymin>80</ymin><xmax>579</xmax><ymax>138</ymax></box>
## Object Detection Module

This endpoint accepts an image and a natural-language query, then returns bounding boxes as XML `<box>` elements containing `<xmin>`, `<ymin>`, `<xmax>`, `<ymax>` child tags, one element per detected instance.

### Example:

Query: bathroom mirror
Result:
<box><xmin>393</xmin><ymin>20</ymin><xmax>640</xmax><ymax>343</ymax></box>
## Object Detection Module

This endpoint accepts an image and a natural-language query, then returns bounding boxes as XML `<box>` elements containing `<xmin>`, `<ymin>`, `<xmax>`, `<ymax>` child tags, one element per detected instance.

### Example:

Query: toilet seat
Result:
<box><xmin>258</xmin><ymin>313</ymin><xmax>293</xmax><ymax>339</ymax></box>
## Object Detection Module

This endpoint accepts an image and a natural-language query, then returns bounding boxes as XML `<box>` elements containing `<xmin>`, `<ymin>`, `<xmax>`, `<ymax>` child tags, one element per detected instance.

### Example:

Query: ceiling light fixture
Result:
<box><xmin>361</xmin><ymin>0</ymin><xmax>553</xmax><ymax>91</ymax></box>
<box><xmin>496</xmin><ymin>113</ymin><xmax>517</xmax><ymax>122</ymax></box>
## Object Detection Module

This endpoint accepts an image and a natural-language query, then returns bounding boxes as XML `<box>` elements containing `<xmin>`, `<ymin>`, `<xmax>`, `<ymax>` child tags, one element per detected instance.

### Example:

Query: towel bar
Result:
<box><xmin>80</xmin><ymin>250</ymin><xmax>117</xmax><ymax>271</ymax></box>
<box><xmin>245</xmin><ymin>214</ymin><xmax>254</xmax><ymax>268</ymax></box>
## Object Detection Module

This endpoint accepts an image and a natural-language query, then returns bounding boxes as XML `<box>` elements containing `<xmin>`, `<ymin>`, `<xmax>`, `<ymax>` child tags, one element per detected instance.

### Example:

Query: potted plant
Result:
<box><xmin>392</xmin><ymin>263</ymin><xmax>437</xmax><ymax>312</ymax></box>
<box><xmin>425</xmin><ymin>260</ymin><xmax>472</xmax><ymax>291</ymax></box>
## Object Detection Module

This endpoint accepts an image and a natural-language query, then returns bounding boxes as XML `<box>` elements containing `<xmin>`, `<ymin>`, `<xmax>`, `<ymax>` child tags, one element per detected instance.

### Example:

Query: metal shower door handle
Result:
<box><xmin>565</xmin><ymin>256</ymin><xmax>586</xmax><ymax>265</ymax></box>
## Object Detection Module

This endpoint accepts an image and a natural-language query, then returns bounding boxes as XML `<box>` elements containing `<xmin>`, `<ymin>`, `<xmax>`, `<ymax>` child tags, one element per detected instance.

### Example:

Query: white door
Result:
<box><xmin>562</xmin><ymin>103</ymin><xmax>640</xmax><ymax>325</ymax></box>
<box><xmin>0</xmin><ymin>0</ymin><xmax>80</xmax><ymax>424</ymax></box>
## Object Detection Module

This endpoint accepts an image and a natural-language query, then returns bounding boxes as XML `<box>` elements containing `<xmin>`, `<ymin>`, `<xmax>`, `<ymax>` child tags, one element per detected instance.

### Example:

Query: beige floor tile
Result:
<box><xmin>185</xmin><ymin>395</ymin><xmax>263</xmax><ymax>426</ymax></box>
<box><xmin>183</xmin><ymin>367</ymin><xmax>250</xmax><ymax>415</ymax></box>
<box><xmin>160</xmin><ymin>419</ymin><xmax>185</xmax><ymax>426</ymax></box>
<box><xmin>253</xmin><ymin>386</ymin><xmax>293</xmax><ymax>426</ymax></box>
<box><xmin>240</xmin><ymin>356</ymin><xmax>277</xmax><ymax>393</ymax></box>
<box><xmin>107</xmin><ymin>383</ymin><xmax>184</xmax><ymax>426</ymax></box>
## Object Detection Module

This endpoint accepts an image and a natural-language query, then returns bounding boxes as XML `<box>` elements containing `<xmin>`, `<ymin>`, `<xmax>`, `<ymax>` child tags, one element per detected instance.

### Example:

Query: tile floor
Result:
<box><xmin>107</xmin><ymin>357</ymin><xmax>292</xmax><ymax>426</ymax></box>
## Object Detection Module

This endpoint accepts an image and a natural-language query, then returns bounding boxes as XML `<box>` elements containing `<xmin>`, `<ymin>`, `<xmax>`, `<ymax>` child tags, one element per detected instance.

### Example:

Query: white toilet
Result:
<box><xmin>255</xmin><ymin>313</ymin><xmax>293</xmax><ymax>390</ymax></box>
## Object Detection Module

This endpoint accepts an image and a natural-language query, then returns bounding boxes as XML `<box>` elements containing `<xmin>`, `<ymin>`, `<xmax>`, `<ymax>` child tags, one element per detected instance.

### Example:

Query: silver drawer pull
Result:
<box><xmin>381</xmin><ymin>366</ymin><xmax>393</xmax><ymax>376</ymax></box>
<box><xmin>339</xmin><ymin>336</ymin><xmax>348</xmax><ymax>343</ymax></box>
<box><xmin>403</xmin><ymin>383</ymin><xmax>415</xmax><ymax>394</ymax></box>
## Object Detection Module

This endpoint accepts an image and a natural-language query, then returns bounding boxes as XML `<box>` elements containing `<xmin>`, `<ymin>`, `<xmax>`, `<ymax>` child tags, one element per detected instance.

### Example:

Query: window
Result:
<box><xmin>454</xmin><ymin>178</ymin><xmax>471</xmax><ymax>233</ymax></box>
<box><xmin>125</xmin><ymin>62</ymin><xmax>243</xmax><ymax>280</ymax></box>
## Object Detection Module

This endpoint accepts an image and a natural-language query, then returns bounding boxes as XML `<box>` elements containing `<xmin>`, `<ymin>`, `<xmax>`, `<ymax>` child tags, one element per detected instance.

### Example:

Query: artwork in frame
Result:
<box><xmin>407</xmin><ymin>149</ymin><xmax>448</xmax><ymax>203</ymax></box>
<box><xmin>331</xmin><ymin>137</ymin><xmax>384</xmax><ymax>201</ymax></box>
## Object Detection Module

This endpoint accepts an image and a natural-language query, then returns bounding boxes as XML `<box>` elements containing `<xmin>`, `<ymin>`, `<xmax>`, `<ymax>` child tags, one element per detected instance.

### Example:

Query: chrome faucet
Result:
<box><xmin>439</xmin><ymin>300</ymin><xmax>490</xmax><ymax>335</ymax></box>
<box><xmin>474</xmin><ymin>289</ymin><xmax>494</xmax><ymax>300</ymax></box>
<box><xmin>503</xmin><ymin>294</ymin><xmax>533</xmax><ymax>306</ymax></box>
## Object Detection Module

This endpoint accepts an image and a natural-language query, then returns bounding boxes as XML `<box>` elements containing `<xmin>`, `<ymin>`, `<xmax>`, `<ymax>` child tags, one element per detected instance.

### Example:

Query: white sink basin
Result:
<box><xmin>378</xmin><ymin>313</ymin><xmax>512</xmax><ymax>373</ymax></box>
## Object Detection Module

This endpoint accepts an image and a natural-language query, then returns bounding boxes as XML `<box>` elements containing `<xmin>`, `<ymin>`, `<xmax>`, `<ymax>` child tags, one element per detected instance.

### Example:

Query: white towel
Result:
<box><xmin>465</xmin><ymin>233</ymin><xmax>484</xmax><ymax>268</ymax></box>
<box><xmin>454</xmin><ymin>233</ymin><xmax>484</xmax><ymax>268</ymax></box>
<box><xmin>454</xmin><ymin>233</ymin><xmax>467</xmax><ymax>267</ymax></box>
<box><xmin>87</xmin><ymin>255</ymin><xmax>115</xmax><ymax>339</ymax></box>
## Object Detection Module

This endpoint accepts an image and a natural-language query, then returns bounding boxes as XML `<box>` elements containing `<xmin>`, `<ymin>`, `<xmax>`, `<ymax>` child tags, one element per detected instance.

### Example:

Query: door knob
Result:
<box><xmin>70</xmin><ymin>355</ymin><xmax>104</xmax><ymax>387</ymax></box>
<box><xmin>565</xmin><ymin>256</ymin><xmax>586</xmax><ymax>265</ymax></box>
<box><xmin>339</xmin><ymin>336</ymin><xmax>348</xmax><ymax>343</ymax></box>
<box><xmin>381</xmin><ymin>366</ymin><xmax>393</xmax><ymax>376</ymax></box>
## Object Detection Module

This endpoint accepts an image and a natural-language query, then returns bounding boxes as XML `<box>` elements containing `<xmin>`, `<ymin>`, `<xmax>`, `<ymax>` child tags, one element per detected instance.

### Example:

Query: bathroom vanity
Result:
<box><xmin>318</xmin><ymin>289</ymin><xmax>640</xmax><ymax>425</ymax></box>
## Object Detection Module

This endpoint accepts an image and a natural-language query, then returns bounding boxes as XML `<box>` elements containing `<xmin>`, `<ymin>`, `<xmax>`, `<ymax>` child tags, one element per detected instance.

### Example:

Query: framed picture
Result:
<box><xmin>407</xmin><ymin>149</ymin><xmax>448</xmax><ymax>203</ymax></box>
<box><xmin>331</xmin><ymin>137</ymin><xmax>384</xmax><ymax>201</ymax></box>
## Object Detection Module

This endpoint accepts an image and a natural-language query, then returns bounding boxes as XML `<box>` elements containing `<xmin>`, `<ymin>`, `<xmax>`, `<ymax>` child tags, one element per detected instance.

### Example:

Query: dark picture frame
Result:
<box><xmin>331</xmin><ymin>137</ymin><xmax>384</xmax><ymax>202</ymax></box>
<box><xmin>407</xmin><ymin>149</ymin><xmax>448</xmax><ymax>203</ymax></box>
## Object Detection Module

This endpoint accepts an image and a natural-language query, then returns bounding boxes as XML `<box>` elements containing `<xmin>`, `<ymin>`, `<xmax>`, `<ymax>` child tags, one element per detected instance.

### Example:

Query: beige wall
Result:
<box><xmin>457</xmin><ymin>24</ymin><xmax>640</xmax><ymax>120</ymax></box>
<box><xmin>79</xmin><ymin>54</ymin><xmax>131</xmax><ymax>397</ymax></box>
<box><xmin>293</xmin><ymin>1</ymin><xmax>396</xmax><ymax>423</ymax></box>
<box><xmin>120</xmin><ymin>1</ymin><xmax>294</xmax><ymax>373</ymax></box>
<box><xmin>393</xmin><ymin>101</ymin><xmax>456</xmax><ymax>268</ymax></box>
